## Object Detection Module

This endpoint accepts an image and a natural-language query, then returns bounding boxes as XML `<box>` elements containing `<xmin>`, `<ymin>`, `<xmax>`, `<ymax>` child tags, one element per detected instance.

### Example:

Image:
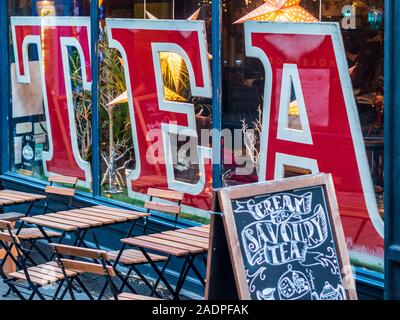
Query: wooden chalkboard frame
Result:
<box><xmin>217</xmin><ymin>173</ymin><xmax>358</xmax><ymax>300</ymax></box>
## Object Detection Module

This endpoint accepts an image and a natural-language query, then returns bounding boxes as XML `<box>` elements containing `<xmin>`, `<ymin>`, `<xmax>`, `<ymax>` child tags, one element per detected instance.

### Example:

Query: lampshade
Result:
<box><xmin>234</xmin><ymin>0</ymin><xmax>319</xmax><ymax>24</ymax></box>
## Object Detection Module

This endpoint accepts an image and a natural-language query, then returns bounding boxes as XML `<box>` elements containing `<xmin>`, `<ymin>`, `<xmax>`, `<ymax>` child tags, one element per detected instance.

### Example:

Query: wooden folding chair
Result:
<box><xmin>50</xmin><ymin>244</ymin><xmax>119</xmax><ymax>300</ymax></box>
<box><xmin>113</xmin><ymin>188</ymin><xmax>210</xmax><ymax>299</ymax></box>
<box><xmin>14</xmin><ymin>175</ymin><xmax>79</xmax><ymax>261</ymax></box>
<box><xmin>107</xmin><ymin>188</ymin><xmax>184</xmax><ymax>297</ymax></box>
<box><xmin>0</xmin><ymin>220</ymin><xmax>80</xmax><ymax>300</ymax></box>
<box><xmin>121</xmin><ymin>225</ymin><xmax>209</xmax><ymax>299</ymax></box>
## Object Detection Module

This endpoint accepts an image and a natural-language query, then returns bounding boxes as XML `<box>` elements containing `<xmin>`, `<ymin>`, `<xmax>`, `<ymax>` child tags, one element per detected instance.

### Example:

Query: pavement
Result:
<box><xmin>0</xmin><ymin>267</ymin><xmax>178</xmax><ymax>300</ymax></box>
<box><xmin>0</xmin><ymin>243</ymin><xmax>183</xmax><ymax>301</ymax></box>
<box><xmin>0</xmin><ymin>274</ymin><xmax>177</xmax><ymax>300</ymax></box>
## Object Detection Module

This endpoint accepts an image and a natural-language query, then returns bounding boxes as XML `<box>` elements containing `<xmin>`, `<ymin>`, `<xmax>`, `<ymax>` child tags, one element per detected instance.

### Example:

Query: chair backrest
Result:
<box><xmin>144</xmin><ymin>188</ymin><xmax>185</xmax><ymax>230</ymax></box>
<box><xmin>146</xmin><ymin>188</ymin><xmax>185</xmax><ymax>202</ymax></box>
<box><xmin>48</xmin><ymin>175</ymin><xmax>79</xmax><ymax>185</ymax></box>
<box><xmin>144</xmin><ymin>201</ymin><xmax>181</xmax><ymax>215</ymax></box>
<box><xmin>50</xmin><ymin>244</ymin><xmax>115</xmax><ymax>277</ymax></box>
<box><xmin>43</xmin><ymin>175</ymin><xmax>78</xmax><ymax>213</ymax></box>
<box><xmin>0</xmin><ymin>231</ymin><xmax>14</xmax><ymax>243</ymax></box>
<box><xmin>0</xmin><ymin>219</ymin><xmax>24</xmax><ymax>249</ymax></box>
<box><xmin>16</xmin><ymin>169</ymin><xmax>33</xmax><ymax>177</ymax></box>
<box><xmin>0</xmin><ymin>220</ymin><xmax>18</xmax><ymax>244</ymax></box>
<box><xmin>45</xmin><ymin>186</ymin><xmax>76</xmax><ymax>197</ymax></box>
<box><xmin>0</xmin><ymin>220</ymin><xmax>35</xmax><ymax>282</ymax></box>
<box><xmin>0</xmin><ymin>219</ymin><xmax>13</xmax><ymax>232</ymax></box>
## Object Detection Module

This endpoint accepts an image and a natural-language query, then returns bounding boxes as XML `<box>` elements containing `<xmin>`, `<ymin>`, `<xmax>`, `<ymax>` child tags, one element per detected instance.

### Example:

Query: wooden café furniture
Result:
<box><xmin>108</xmin><ymin>188</ymin><xmax>184</xmax><ymax>296</ymax></box>
<box><xmin>0</xmin><ymin>189</ymin><xmax>47</xmax><ymax>273</ymax></box>
<box><xmin>109</xmin><ymin>188</ymin><xmax>210</xmax><ymax>300</ymax></box>
<box><xmin>22</xmin><ymin>206</ymin><xmax>149</xmax><ymax>297</ymax></box>
<box><xmin>20</xmin><ymin>205</ymin><xmax>149</xmax><ymax>249</ymax></box>
<box><xmin>50</xmin><ymin>244</ymin><xmax>119</xmax><ymax>300</ymax></box>
<box><xmin>1</xmin><ymin>176</ymin><xmax>78</xmax><ymax>243</ymax></box>
<box><xmin>114</xmin><ymin>188</ymin><xmax>209</xmax><ymax>300</ymax></box>
<box><xmin>19</xmin><ymin>203</ymin><xmax>150</xmax><ymax>296</ymax></box>
<box><xmin>0</xmin><ymin>220</ymin><xmax>79</xmax><ymax>300</ymax></box>
<box><xmin>11</xmin><ymin>176</ymin><xmax>80</xmax><ymax>262</ymax></box>
<box><xmin>120</xmin><ymin>225</ymin><xmax>210</xmax><ymax>299</ymax></box>
<box><xmin>1</xmin><ymin>221</ymin><xmax>119</xmax><ymax>300</ymax></box>
<box><xmin>0</xmin><ymin>189</ymin><xmax>47</xmax><ymax>223</ymax></box>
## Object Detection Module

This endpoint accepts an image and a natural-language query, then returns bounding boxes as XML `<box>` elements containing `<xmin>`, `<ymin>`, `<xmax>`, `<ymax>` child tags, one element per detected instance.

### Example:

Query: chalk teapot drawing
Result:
<box><xmin>311</xmin><ymin>282</ymin><xmax>345</xmax><ymax>300</ymax></box>
<box><xmin>256</xmin><ymin>288</ymin><xmax>276</xmax><ymax>300</ymax></box>
<box><xmin>278</xmin><ymin>265</ymin><xmax>312</xmax><ymax>300</ymax></box>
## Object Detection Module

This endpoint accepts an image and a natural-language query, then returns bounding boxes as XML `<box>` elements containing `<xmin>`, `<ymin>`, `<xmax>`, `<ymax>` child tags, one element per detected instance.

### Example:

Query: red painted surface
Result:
<box><xmin>109</xmin><ymin>26</ymin><xmax>212</xmax><ymax>210</ymax></box>
<box><xmin>13</xmin><ymin>22</ymin><xmax>91</xmax><ymax>180</ymax></box>
<box><xmin>250</xmin><ymin>31</ymin><xmax>383</xmax><ymax>258</ymax></box>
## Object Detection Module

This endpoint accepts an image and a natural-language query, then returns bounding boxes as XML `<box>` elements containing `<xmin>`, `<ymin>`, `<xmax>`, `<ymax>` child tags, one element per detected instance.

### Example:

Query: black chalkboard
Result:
<box><xmin>216</xmin><ymin>174</ymin><xmax>357</xmax><ymax>300</ymax></box>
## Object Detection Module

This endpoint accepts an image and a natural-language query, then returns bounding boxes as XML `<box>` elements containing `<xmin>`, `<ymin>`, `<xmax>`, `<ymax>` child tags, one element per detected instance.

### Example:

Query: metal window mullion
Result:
<box><xmin>211</xmin><ymin>0</ymin><xmax>223</xmax><ymax>190</ymax></box>
<box><xmin>90</xmin><ymin>0</ymin><xmax>100</xmax><ymax>197</ymax></box>
<box><xmin>0</xmin><ymin>0</ymin><xmax>10</xmax><ymax>176</ymax></box>
<box><xmin>384</xmin><ymin>0</ymin><xmax>399</xmax><ymax>301</ymax></box>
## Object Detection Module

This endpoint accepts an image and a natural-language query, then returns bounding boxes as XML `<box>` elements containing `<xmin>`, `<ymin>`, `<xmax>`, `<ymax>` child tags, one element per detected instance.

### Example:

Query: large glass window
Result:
<box><xmin>7</xmin><ymin>0</ymin><xmax>214</xmax><ymax>222</ymax></box>
<box><xmin>6</xmin><ymin>0</ymin><xmax>385</xmax><ymax>275</ymax></box>
<box><xmin>99</xmin><ymin>0</ymin><xmax>213</xmax><ymax>223</ymax></box>
<box><xmin>221</xmin><ymin>0</ymin><xmax>384</xmax><ymax>273</ymax></box>
<box><xmin>8</xmin><ymin>0</ymin><xmax>92</xmax><ymax>192</ymax></box>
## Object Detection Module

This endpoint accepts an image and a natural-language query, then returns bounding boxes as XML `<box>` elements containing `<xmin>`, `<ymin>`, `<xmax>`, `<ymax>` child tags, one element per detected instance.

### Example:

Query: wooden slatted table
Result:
<box><xmin>0</xmin><ymin>190</ymin><xmax>47</xmax><ymax>274</ymax></box>
<box><xmin>0</xmin><ymin>190</ymin><xmax>47</xmax><ymax>208</ymax></box>
<box><xmin>20</xmin><ymin>205</ymin><xmax>150</xmax><ymax>248</ymax></box>
<box><xmin>121</xmin><ymin>224</ymin><xmax>210</xmax><ymax>299</ymax></box>
<box><xmin>19</xmin><ymin>205</ymin><xmax>151</xmax><ymax>295</ymax></box>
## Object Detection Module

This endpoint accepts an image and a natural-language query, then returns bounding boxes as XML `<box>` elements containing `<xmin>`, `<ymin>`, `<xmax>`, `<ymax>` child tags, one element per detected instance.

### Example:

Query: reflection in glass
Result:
<box><xmin>8</xmin><ymin>0</ymin><xmax>92</xmax><ymax>192</ymax></box>
<box><xmin>222</xmin><ymin>0</ymin><xmax>384</xmax><ymax>273</ymax></box>
<box><xmin>99</xmin><ymin>1</ymin><xmax>212</xmax><ymax>223</ymax></box>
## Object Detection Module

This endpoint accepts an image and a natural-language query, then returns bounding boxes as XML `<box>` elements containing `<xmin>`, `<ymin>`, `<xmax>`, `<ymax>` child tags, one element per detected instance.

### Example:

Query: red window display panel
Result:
<box><xmin>245</xmin><ymin>22</ymin><xmax>383</xmax><ymax>261</ymax></box>
<box><xmin>106</xmin><ymin>19</ymin><xmax>213</xmax><ymax>212</ymax></box>
<box><xmin>11</xmin><ymin>17</ymin><xmax>92</xmax><ymax>188</ymax></box>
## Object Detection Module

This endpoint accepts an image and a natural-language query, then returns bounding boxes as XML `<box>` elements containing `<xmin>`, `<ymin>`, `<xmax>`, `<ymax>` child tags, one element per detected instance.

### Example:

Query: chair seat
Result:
<box><xmin>109</xmin><ymin>249</ymin><xmax>167</xmax><ymax>265</ymax></box>
<box><xmin>12</xmin><ymin>228</ymin><xmax>62</xmax><ymax>240</ymax></box>
<box><xmin>9</xmin><ymin>261</ymin><xmax>78</xmax><ymax>287</ymax></box>
<box><xmin>115</xmin><ymin>293</ymin><xmax>164</xmax><ymax>300</ymax></box>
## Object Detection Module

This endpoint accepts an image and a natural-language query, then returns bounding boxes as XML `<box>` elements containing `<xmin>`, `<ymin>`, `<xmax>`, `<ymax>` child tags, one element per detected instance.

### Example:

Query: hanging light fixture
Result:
<box><xmin>234</xmin><ymin>0</ymin><xmax>319</xmax><ymax>24</ymax></box>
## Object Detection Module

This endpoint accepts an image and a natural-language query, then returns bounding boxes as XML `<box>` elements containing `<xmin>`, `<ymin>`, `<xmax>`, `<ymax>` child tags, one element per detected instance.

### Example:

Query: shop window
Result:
<box><xmin>7</xmin><ymin>0</ymin><xmax>213</xmax><ymax>223</ymax></box>
<box><xmin>8</xmin><ymin>0</ymin><xmax>92</xmax><ymax>192</ymax></box>
<box><xmin>6</xmin><ymin>0</ymin><xmax>386</xmax><ymax>275</ymax></box>
<box><xmin>222</xmin><ymin>0</ymin><xmax>384</xmax><ymax>274</ymax></box>
<box><xmin>99</xmin><ymin>0</ymin><xmax>213</xmax><ymax>223</ymax></box>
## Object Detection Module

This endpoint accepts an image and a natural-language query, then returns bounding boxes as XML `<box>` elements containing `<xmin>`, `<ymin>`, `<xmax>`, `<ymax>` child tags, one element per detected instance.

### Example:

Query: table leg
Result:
<box><xmin>113</xmin><ymin>266</ymin><xmax>139</xmax><ymax>294</ymax></box>
<box><xmin>15</xmin><ymin>201</ymin><xmax>34</xmax><ymax>234</ymax></box>
<box><xmin>171</xmin><ymin>255</ymin><xmax>205</xmax><ymax>299</ymax></box>
<box><xmin>185</xmin><ymin>254</ymin><xmax>206</xmax><ymax>286</ymax></box>
<box><xmin>150</xmin><ymin>255</ymin><xmax>172</xmax><ymax>296</ymax></box>
<box><xmin>91</xmin><ymin>230</ymin><xmax>101</xmax><ymax>249</ymax></box>
<box><xmin>140</xmin><ymin>248</ymin><xmax>176</xmax><ymax>298</ymax></box>
<box><xmin>173</xmin><ymin>257</ymin><xmax>191</xmax><ymax>300</ymax></box>
<box><xmin>74</xmin><ymin>229</ymin><xmax>88</xmax><ymax>248</ymax></box>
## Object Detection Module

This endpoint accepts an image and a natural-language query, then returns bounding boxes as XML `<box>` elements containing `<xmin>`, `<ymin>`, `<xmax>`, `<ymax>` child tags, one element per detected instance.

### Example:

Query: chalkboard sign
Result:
<box><xmin>216</xmin><ymin>174</ymin><xmax>357</xmax><ymax>300</ymax></box>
